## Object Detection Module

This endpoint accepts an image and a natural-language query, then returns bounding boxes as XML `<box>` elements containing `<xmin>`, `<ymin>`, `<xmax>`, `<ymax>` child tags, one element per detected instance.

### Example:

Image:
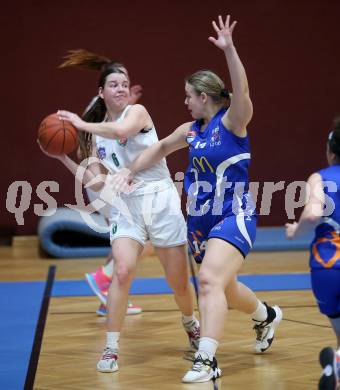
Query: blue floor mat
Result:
<box><xmin>253</xmin><ymin>227</ymin><xmax>313</xmax><ymax>251</ymax></box>
<box><xmin>52</xmin><ymin>273</ymin><xmax>312</xmax><ymax>297</ymax></box>
<box><xmin>0</xmin><ymin>282</ymin><xmax>45</xmax><ymax>390</ymax></box>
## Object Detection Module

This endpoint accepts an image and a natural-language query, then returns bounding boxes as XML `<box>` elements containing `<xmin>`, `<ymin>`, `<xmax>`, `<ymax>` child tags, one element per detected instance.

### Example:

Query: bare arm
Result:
<box><xmin>57</xmin><ymin>104</ymin><xmax>151</xmax><ymax>139</ymax></box>
<box><xmin>285</xmin><ymin>173</ymin><xmax>324</xmax><ymax>239</ymax></box>
<box><xmin>129</xmin><ymin>122</ymin><xmax>190</xmax><ymax>175</ymax></box>
<box><xmin>110</xmin><ymin>122</ymin><xmax>191</xmax><ymax>191</ymax></box>
<box><xmin>38</xmin><ymin>138</ymin><xmax>108</xmax><ymax>192</ymax></box>
<box><xmin>209</xmin><ymin>15</ymin><xmax>253</xmax><ymax>136</ymax></box>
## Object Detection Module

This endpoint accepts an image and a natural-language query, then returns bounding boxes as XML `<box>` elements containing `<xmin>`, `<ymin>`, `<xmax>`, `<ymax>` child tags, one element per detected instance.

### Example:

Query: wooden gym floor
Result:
<box><xmin>0</xmin><ymin>237</ymin><xmax>334</xmax><ymax>390</ymax></box>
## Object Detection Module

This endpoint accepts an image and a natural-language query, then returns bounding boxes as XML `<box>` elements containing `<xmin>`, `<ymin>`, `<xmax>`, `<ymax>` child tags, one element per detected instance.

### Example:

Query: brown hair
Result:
<box><xmin>59</xmin><ymin>49</ymin><xmax>127</xmax><ymax>159</ymax></box>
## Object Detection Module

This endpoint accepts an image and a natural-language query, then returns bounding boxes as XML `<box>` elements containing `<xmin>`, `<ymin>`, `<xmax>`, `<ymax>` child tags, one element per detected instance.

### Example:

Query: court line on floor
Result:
<box><xmin>24</xmin><ymin>265</ymin><xmax>56</xmax><ymax>390</ymax></box>
<box><xmin>48</xmin><ymin>304</ymin><xmax>319</xmax><ymax>316</ymax></box>
<box><xmin>282</xmin><ymin>318</ymin><xmax>331</xmax><ymax>328</ymax></box>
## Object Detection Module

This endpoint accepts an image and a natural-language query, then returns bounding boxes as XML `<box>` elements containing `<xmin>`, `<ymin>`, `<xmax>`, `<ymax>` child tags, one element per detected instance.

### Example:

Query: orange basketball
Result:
<box><xmin>38</xmin><ymin>113</ymin><xmax>79</xmax><ymax>155</ymax></box>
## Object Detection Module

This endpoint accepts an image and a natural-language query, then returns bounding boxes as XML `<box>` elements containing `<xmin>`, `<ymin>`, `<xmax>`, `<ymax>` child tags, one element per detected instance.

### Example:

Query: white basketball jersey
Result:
<box><xmin>95</xmin><ymin>105</ymin><xmax>172</xmax><ymax>195</ymax></box>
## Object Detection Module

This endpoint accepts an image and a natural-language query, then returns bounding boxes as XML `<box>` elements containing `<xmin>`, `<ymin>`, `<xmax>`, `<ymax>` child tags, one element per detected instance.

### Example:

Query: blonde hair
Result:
<box><xmin>185</xmin><ymin>70</ymin><xmax>229</xmax><ymax>104</ymax></box>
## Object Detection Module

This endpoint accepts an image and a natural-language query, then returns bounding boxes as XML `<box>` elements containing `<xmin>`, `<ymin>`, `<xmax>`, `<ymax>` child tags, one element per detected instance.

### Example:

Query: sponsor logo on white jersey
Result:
<box><xmin>97</xmin><ymin>146</ymin><xmax>106</xmax><ymax>159</ymax></box>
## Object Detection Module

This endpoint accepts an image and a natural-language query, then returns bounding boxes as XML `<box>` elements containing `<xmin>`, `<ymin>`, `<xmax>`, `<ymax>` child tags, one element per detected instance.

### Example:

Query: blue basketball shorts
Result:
<box><xmin>187</xmin><ymin>213</ymin><xmax>257</xmax><ymax>263</ymax></box>
<box><xmin>311</xmin><ymin>268</ymin><xmax>340</xmax><ymax>317</ymax></box>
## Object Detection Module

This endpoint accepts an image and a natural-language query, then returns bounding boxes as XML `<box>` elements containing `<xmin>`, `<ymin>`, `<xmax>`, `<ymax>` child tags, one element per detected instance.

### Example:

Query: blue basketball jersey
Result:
<box><xmin>184</xmin><ymin>108</ymin><xmax>256</xmax><ymax>263</ymax></box>
<box><xmin>184</xmin><ymin>108</ymin><xmax>254</xmax><ymax>218</ymax></box>
<box><xmin>310</xmin><ymin>164</ymin><xmax>340</xmax><ymax>269</ymax></box>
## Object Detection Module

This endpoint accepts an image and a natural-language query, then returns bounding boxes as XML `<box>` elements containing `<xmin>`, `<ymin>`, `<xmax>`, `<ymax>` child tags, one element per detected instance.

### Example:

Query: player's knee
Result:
<box><xmin>115</xmin><ymin>263</ymin><xmax>135</xmax><ymax>286</ymax></box>
<box><xmin>198</xmin><ymin>271</ymin><xmax>215</xmax><ymax>296</ymax></box>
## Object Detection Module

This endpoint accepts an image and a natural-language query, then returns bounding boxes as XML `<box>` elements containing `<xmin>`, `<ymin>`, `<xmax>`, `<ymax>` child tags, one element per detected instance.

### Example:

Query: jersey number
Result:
<box><xmin>192</xmin><ymin>240</ymin><xmax>207</xmax><ymax>253</ymax></box>
<box><xmin>111</xmin><ymin>153</ymin><xmax>120</xmax><ymax>167</ymax></box>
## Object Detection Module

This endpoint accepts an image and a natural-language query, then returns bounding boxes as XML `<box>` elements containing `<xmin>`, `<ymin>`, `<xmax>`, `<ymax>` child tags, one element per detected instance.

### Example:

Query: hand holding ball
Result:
<box><xmin>38</xmin><ymin>113</ymin><xmax>79</xmax><ymax>155</ymax></box>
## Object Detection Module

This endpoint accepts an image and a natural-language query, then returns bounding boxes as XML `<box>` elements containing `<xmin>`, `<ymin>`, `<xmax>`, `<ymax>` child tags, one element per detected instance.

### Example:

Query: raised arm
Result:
<box><xmin>209</xmin><ymin>15</ymin><xmax>253</xmax><ymax>136</ymax></box>
<box><xmin>285</xmin><ymin>173</ymin><xmax>324</xmax><ymax>239</ymax></box>
<box><xmin>57</xmin><ymin>104</ymin><xmax>151</xmax><ymax>140</ymax></box>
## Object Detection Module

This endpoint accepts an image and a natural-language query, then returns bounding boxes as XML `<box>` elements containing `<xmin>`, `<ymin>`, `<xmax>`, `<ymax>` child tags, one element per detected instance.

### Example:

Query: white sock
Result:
<box><xmin>106</xmin><ymin>331</ymin><xmax>120</xmax><ymax>350</ymax></box>
<box><xmin>198</xmin><ymin>337</ymin><xmax>219</xmax><ymax>360</ymax></box>
<box><xmin>103</xmin><ymin>259</ymin><xmax>114</xmax><ymax>277</ymax></box>
<box><xmin>182</xmin><ymin>314</ymin><xmax>196</xmax><ymax>326</ymax></box>
<box><xmin>251</xmin><ymin>301</ymin><xmax>267</xmax><ymax>322</ymax></box>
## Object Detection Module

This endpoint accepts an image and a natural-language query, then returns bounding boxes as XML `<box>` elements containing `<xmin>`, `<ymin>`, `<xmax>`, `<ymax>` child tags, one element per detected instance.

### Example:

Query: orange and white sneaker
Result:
<box><xmin>96</xmin><ymin>301</ymin><xmax>143</xmax><ymax>316</ymax></box>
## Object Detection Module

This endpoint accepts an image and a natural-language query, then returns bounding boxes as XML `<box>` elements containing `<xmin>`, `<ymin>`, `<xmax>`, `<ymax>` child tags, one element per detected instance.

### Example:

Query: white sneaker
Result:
<box><xmin>126</xmin><ymin>301</ymin><xmax>143</xmax><ymax>315</ymax></box>
<box><xmin>253</xmin><ymin>304</ymin><xmax>282</xmax><ymax>353</ymax></box>
<box><xmin>96</xmin><ymin>301</ymin><xmax>143</xmax><ymax>316</ymax></box>
<box><xmin>97</xmin><ymin>347</ymin><xmax>119</xmax><ymax>373</ymax></box>
<box><xmin>183</xmin><ymin>318</ymin><xmax>200</xmax><ymax>351</ymax></box>
<box><xmin>182</xmin><ymin>351</ymin><xmax>221</xmax><ymax>383</ymax></box>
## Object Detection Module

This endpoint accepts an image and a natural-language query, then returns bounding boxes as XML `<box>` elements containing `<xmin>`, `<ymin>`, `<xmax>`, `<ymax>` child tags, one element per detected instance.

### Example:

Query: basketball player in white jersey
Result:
<box><xmin>43</xmin><ymin>52</ymin><xmax>200</xmax><ymax>374</ymax></box>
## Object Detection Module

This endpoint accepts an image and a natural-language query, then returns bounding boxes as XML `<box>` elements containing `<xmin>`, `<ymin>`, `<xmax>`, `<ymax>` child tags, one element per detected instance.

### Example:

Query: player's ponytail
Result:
<box><xmin>328</xmin><ymin>116</ymin><xmax>340</xmax><ymax>159</ymax></box>
<box><xmin>59</xmin><ymin>49</ymin><xmax>112</xmax><ymax>71</ymax></box>
<box><xmin>220</xmin><ymin>88</ymin><xmax>231</xmax><ymax>108</ymax></box>
<box><xmin>185</xmin><ymin>70</ymin><xmax>230</xmax><ymax>108</ymax></box>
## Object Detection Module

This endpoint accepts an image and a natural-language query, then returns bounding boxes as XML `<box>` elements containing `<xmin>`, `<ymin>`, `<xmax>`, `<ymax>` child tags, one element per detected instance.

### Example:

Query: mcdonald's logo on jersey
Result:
<box><xmin>192</xmin><ymin>157</ymin><xmax>214</xmax><ymax>173</ymax></box>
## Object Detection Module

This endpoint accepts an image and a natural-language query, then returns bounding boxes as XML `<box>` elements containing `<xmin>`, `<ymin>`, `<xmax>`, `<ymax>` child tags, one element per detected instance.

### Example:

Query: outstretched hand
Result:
<box><xmin>57</xmin><ymin>110</ymin><xmax>85</xmax><ymax>130</ymax></box>
<box><xmin>129</xmin><ymin>85</ymin><xmax>143</xmax><ymax>105</ymax></box>
<box><xmin>208</xmin><ymin>14</ymin><xmax>237</xmax><ymax>51</ymax></box>
<box><xmin>285</xmin><ymin>222</ymin><xmax>298</xmax><ymax>239</ymax></box>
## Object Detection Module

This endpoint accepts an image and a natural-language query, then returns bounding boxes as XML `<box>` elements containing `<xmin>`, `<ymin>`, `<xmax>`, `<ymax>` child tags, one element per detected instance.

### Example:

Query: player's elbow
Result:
<box><xmin>114</xmin><ymin>127</ymin><xmax>125</xmax><ymax>139</ymax></box>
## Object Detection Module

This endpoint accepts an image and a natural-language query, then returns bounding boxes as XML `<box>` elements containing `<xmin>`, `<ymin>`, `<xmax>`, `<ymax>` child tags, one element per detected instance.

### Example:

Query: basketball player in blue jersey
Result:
<box><xmin>112</xmin><ymin>14</ymin><xmax>282</xmax><ymax>383</ymax></box>
<box><xmin>286</xmin><ymin>118</ymin><xmax>340</xmax><ymax>390</ymax></box>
